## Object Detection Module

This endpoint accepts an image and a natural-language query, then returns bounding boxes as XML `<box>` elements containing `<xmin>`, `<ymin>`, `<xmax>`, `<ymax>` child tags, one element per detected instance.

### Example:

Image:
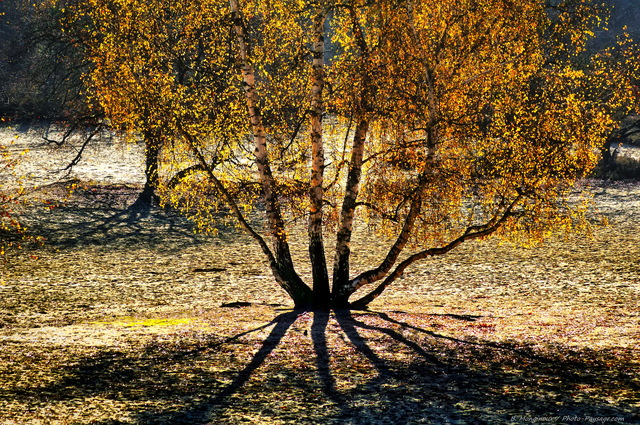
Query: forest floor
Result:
<box><xmin>0</xmin><ymin>123</ymin><xmax>639</xmax><ymax>424</ymax></box>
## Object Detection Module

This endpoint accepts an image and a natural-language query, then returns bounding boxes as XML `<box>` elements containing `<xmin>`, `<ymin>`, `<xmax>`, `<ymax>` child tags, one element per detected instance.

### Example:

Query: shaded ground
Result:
<box><xmin>1</xmin><ymin>124</ymin><xmax>639</xmax><ymax>424</ymax></box>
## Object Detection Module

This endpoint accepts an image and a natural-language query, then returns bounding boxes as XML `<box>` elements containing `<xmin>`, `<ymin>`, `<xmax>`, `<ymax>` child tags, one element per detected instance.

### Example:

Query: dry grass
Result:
<box><xmin>1</xmin><ymin>125</ymin><xmax>639</xmax><ymax>424</ymax></box>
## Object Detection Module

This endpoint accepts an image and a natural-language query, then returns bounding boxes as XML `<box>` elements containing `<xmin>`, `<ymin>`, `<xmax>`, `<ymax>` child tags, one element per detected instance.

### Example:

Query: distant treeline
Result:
<box><xmin>0</xmin><ymin>0</ymin><xmax>88</xmax><ymax>120</ymax></box>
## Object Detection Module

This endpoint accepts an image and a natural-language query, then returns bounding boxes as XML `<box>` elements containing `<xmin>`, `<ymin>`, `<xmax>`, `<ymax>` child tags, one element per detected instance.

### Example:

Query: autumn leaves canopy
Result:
<box><xmin>62</xmin><ymin>0</ymin><xmax>639</xmax><ymax>308</ymax></box>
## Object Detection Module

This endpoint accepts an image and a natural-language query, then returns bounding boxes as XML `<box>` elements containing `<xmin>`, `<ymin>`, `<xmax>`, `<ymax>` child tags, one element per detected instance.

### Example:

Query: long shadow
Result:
<box><xmin>336</xmin><ymin>310</ymin><xmax>638</xmax><ymax>424</ymax></box>
<box><xmin>136</xmin><ymin>311</ymin><xmax>300</xmax><ymax>424</ymax></box>
<box><xmin>373</xmin><ymin>310</ymin><xmax>553</xmax><ymax>363</ymax></box>
<box><xmin>21</xmin><ymin>188</ymin><xmax>214</xmax><ymax>251</ymax></box>
<box><xmin>312</xmin><ymin>309</ymin><xmax>341</xmax><ymax>400</ymax></box>
<box><xmin>334</xmin><ymin>309</ymin><xmax>392</xmax><ymax>379</ymax></box>
<box><xmin>6</xmin><ymin>309</ymin><xmax>639</xmax><ymax>424</ymax></box>
<box><xmin>344</xmin><ymin>311</ymin><xmax>443</xmax><ymax>365</ymax></box>
<box><xmin>206</xmin><ymin>312</ymin><xmax>298</xmax><ymax>409</ymax></box>
<box><xmin>6</xmin><ymin>312</ymin><xmax>299</xmax><ymax>424</ymax></box>
<box><xmin>21</xmin><ymin>184</ymin><xmax>262</xmax><ymax>253</ymax></box>
<box><xmin>13</xmin><ymin>314</ymin><xmax>290</xmax><ymax>397</ymax></box>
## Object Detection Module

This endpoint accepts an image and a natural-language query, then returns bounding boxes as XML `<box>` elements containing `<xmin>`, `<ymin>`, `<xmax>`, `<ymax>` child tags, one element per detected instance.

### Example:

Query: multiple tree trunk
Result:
<box><xmin>225</xmin><ymin>1</ymin><xmax>524</xmax><ymax>309</ymax></box>
<box><xmin>70</xmin><ymin>0</ymin><xmax>639</xmax><ymax>310</ymax></box>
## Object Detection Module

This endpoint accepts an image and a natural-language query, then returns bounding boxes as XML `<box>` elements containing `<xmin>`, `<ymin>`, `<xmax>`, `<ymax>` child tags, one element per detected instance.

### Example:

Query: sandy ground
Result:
<box><xmin>0</xmin><ymin>122</ymin><xmax>639</xmax><ymax>424</ymax></box>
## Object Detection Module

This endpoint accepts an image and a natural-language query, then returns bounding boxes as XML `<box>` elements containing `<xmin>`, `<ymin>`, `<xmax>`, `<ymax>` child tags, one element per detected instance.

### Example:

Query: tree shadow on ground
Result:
<box><xmin>7</xmin><ymin>310</ymin><xmax>639</xmax><ymax>424</ymax></box>
<box><xmin>20</xmin><ymin>184</ymin><xmax>220</xmax><ymax>251</ymax></box>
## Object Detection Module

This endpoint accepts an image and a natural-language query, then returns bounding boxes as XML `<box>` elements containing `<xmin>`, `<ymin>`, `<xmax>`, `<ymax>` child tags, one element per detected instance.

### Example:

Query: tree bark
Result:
<box><xmin>336</xmin><ymin>193</ymin><xmax>423</xmax><ymax>301</ymax></box>
<box><xmin>331</xmin><ymin>6</ymin><xmax>372</xmax><ymax>306</ymax></box>
<box><xmin>331</xmin><ymin>118</ymin><xmax>369</xmax><ymax>305</ymax></box>
<box><xmin>180</xmin><ymin>126</ymin><xmax>314</xmax><ymax>308</ymax></box>
<box><xmin>337</xmin><ymin>118</ymin><xmax>438</xmax><ymax>301</ymax></box>
<box><xmin>130</xmin><ymin>133</ymin><xmax>161</xmax><ymax>209</ymax></box>
<box><xmin>229</xmin><ymin>0</ymin><xmax>311</xmax><ymax>307</ymax></box>
<box><xmin>140</xmin><ymin>135</ymin><xmax>161</xmax><ymax>205</ymax></box>
<box><xmin>308</xmin><ymin>9</ymin><xmax>331</xmax><ymax>308</ymax></box>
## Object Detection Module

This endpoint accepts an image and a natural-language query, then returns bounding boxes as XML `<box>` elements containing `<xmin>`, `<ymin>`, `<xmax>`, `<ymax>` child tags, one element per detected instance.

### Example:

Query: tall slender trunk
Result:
<box><xmin>331</xmin><ymin>6</ymin><xmax>372</xmax><ymax>306</ymax></box>
<box><xmin>229</xmin><ymin>0</ymin><xmax>311</xmax><ymax>307</ymax></box>
<box><xmin>179</xmin><ymin>126</ymin><xmax>312</xmax><ymax>307</ymax></box>
<box><xmin>336</xmin><ymin>193</ymin><xmax>423</xmax><ymax>300</ymax></box>
<box><xmin>336</xmin><ymin>122</ymin><xmax>438</xmax><ymax>301</ymax></box>
<box><xmin>332</xmin><ymin>118</ymin><xmax>368</xmax><ymax>305</ymax></box>
<box><xmin>308</xmin><ymin>10</ymin><xmax>331</xmax><ymax>308</ymax></box>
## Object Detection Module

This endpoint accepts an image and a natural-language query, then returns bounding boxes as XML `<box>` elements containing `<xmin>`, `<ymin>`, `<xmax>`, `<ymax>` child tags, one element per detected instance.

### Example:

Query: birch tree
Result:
<box><xmin>67</xmin><ymin>0</ymin><xmax>639</xmax><ymax>309</ymax></box>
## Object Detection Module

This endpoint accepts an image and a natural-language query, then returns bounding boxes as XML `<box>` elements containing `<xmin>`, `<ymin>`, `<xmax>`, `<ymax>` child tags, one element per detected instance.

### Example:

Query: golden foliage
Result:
<box><xmin>0</xmin><ymin>139</ymin><xmax>44</xmax><ymax>256</ymax></box>
<box><xmin>61</xmin><ymin>0</ymin><xmax>640</xmax><ymax>304</ymax></box>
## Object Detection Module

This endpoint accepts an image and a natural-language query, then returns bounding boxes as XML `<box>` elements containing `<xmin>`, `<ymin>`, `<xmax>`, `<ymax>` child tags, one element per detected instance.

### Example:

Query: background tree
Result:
<box><xmin>587</xmin><ymin>0</ymin><xmax>640</xmax><ymax>175</ymax></box>
<box><xmin>0</xmin><ymin>0</ymin><xmax>88</xmax><ymax>120</ymax></box>
<box><xmin>68</xmin><ymin>0</ymin><xmax>639</xmax><ymax>309</ymax></box>
<box><xmin>61</xmin><ymin>0</ymin><xmax>246</xmax><ymax>207</ymax></box>
<box><xmin>0</xmin><ymin>142</ymin><xmax>45</xmax><ymax>257</ymax></box>
<box><xmin>0</xmin><ymin>0</ymin><xmax>74</xmax><ymax>255</ymax></box>
<box><xmin>0</xmin><ymin>0</ymin><xmax>169</xmax><ymax>206</ymax></box>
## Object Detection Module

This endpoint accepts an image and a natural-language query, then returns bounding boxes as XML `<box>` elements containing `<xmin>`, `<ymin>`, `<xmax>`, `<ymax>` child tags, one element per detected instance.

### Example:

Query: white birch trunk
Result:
<box><xmin>308</xmin><ymin>10</ymin><xmax>331</xmax><ymax>306</ymax></box>
<box><xmin>229</xmin><ymin>0</ymin><xmax>311</xmax><ymax>306</ymax></box>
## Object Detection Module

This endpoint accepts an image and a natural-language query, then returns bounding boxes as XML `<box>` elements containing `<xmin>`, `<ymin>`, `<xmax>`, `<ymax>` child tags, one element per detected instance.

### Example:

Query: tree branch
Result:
<box><xmin>336</xmin><ymin>175</ymin><xmax>429</xmax><ymax>299</ymax></box>
<box><xmin>166</xmin><ymin>164</ymin><xmax>207</xmax><ymax>191</ymax></box>
<box><xmin>350</xmin><ymin>195</ymin><xmax>523</xmax><ymax>308</ymax></box>
<box><xmin>176</xmin><ymin>127</ymin><xmax>270</xmax><ymax>256</ymax></box>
